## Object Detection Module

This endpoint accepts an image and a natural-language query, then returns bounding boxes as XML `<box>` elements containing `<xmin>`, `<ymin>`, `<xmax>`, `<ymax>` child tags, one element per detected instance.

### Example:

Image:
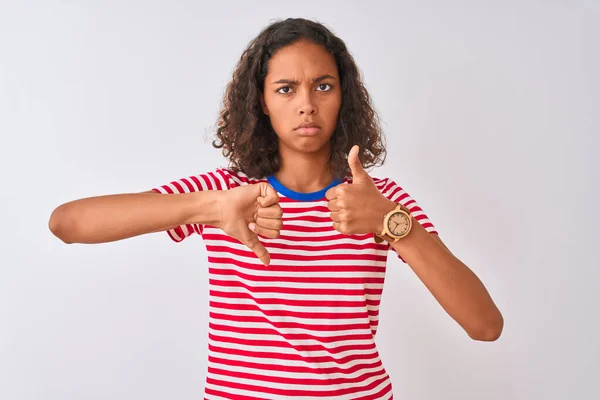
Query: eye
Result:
<box><xmin>277</xmin><ymin>86</ymin><xmax>293</xmax><ymax>94</ymax></box>
<box><xmin>316</xmin><ymin>83</ymin><xmax>332</xmax><ymax>91</ymax></box>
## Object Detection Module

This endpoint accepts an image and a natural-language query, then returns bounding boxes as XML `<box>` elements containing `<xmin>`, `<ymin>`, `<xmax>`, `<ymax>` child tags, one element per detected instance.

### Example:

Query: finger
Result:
<box><xmin>325</xmin><ymin>186</ymin><xmax>338</xmax><ymax>200</ymax></box>
<box><xmin>243</xmin><ymin>232</ymin><xmax>270</xmax><ymax>266</ymax></box>
<box><xmin>256</xmin><ymin>216</ymin><xmax>283</xmax><ymax>231</ymax></box>
<box><xmin>256</xmin><ymin>205</ymin><xmax>283</xmax><ymax>219</ymax></box>
<box><xmin>330</xmin><ymin>212</ymin><xmax>341</xmax><ymax>222</ymax></box>
<box><xmin>327</xmin><ymin>199</ymin><xmax>341</xmax><ymax>212</ymax></box>
<box><xmin>249</xmin><ymin>222</ymin><xmax>281</xmax><ymax>239</ymax></box>
<box><xmin>332</xmin><ymin>220</ymin><xmax>341</xmax><ymax>232</ymax></box>
<box><xmin>259</xmin><ymin>184</ymin><xmax>280</xmax><ymax>207</ymax></box>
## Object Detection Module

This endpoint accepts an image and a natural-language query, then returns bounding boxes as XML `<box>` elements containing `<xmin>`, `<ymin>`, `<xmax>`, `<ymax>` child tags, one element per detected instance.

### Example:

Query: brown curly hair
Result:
<box><xmin>213</xmin><ymin>17</ymin><xmax>386</xmax><ymax>180</ymax></box>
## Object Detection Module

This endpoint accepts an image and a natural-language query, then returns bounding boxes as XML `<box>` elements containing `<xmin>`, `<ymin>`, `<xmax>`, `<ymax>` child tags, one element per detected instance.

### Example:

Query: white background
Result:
<box><xmin>1</xmin><ymin>1</ymin><xmax>598</xmax><ymax>399</ymax></box>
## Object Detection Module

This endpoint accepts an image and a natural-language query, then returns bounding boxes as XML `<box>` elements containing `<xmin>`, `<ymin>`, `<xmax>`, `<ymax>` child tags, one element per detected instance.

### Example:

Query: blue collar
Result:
<box><xmin>266</xmin><ymin>174</ymin><xmax>342</xmax><ymax>201</ymax></box>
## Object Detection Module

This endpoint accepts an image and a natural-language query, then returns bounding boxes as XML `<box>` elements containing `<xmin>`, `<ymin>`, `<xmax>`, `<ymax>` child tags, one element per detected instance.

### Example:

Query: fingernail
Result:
<box><xmin>248</xmin><ymin>223</ymin><xmax>256</xmax><ymax>232</ymax></box>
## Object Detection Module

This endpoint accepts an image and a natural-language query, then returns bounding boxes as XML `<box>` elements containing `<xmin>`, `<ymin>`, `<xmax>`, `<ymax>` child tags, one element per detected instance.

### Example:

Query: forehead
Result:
<box><xmin>266</xmin><ymin>39</ymin><xmax>338</xmax><ymax>80</ymax></box>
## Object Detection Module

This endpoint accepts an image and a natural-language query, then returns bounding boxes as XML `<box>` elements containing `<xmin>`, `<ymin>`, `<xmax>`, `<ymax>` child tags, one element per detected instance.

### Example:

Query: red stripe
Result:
<box><xmin>208</xmin><ymin>354</ymin><xmax>383</xmax><ymax>376</ymax></box>
<box><xmin>205</xmin><ymin>374</ymin><xmax>389</xmax><ymax>398</ymax></box>
<box><xmin>171</xmin><ymin>180</ymin><xmax>184</xmax><ymax>194</ymax></box>
<box><xmin>205</xmin><ymin>245</ymin><xmax>386</xmax><ymax>263</ymax></box>
<box><xmin>189</xmin><ymin>175</ymin><xmax>204</xmax><ymax>191</ymax></box>
<box><xmin>208</xmin><ymin>265</ymin><xmax>385</xmax><ymax>285</ymax></box>
<box><xmin>209</xmin><ymin>313</ymin><xmax>372</xmax><ymax>332</ymax></box>
<box><xmin>208</xmin><ymin>332</ymin><xmax>376</xmax><ymax>354</ymax></box>
<box><xmin>210</xmin><ymin>301</ymin><xmax>369</xmax><ymax>320</ymax></box>
<box><xmin>210</xmin><ymin>290</ymin><xmax>381</xmax><ymax>307</ymax></box>
<box><xmin>208</xmin><ymin>365</ymin><xmax>386</xmax><ymax>387</ymax></box>
<box><xmin>208</xmin><ymin>344</ymin><xmax>378</xmax><ymax>366</ymax></box>
<box><xmin>209</xmin><ymin>324</ymin><xmax>373</xmax><ymax>345</ymax></box>
<box><xmin>204</xmin><ymin>387</ymin><xmax>263</xmax><ymax>400</ymax></box>
<box><xmin>180</xmin><ymin>177</ymin><xmax>195</xmax><ymax>192</ymax></box>
<box><xmin>202</xmin><ymin>174</ymin><xmax>213</xmax><ymax>190</ymax></box>
<box><xmin>209</xmin><ymin>172</ymin><xmax>223</xmax><ymax>190</ymax></box>
<box><xmin>209</xmin><ymin>279</ymin><xmax>383</xmax><ymax>296</ymax></box>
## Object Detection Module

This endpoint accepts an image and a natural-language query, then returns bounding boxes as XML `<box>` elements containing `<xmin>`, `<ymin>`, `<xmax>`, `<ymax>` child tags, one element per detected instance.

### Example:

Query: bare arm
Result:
<box><xmin>49</xmin><ymin>190</ymin><xmax>224</xmax><ymax>244</ymax></box>
<box><xmin>389</xmin><ymin>222</ymin><xmax>504</xmax><ymax>341</ymax></box>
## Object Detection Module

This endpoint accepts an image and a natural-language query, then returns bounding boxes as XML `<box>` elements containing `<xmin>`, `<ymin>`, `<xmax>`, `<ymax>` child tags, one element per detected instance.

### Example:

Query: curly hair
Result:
<box><xmin>213</xmin><ymin>17</ymin><xmax>386</xmax><ymax>180</ymax></box>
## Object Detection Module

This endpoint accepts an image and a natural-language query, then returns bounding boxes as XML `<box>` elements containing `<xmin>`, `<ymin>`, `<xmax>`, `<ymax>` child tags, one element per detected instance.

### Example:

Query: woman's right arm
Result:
<box><xmin>48</xmin><ymin>190</ymin><xmax>224</xmax><ymax>244</ymax></box>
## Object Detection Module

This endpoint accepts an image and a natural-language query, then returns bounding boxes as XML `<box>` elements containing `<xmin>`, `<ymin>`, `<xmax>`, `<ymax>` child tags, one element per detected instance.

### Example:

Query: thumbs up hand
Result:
<box><xmin>325</xmin><ymin>145</ymin><xmax>397</xmax><ymax>235</ymax></box>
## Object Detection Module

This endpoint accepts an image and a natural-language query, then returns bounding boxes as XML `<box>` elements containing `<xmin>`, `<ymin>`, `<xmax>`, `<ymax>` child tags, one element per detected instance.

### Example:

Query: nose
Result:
<box><xmin>297</xmin><ymin>89</ymin><xmax>317</xmax><ymax>115</ymax></box>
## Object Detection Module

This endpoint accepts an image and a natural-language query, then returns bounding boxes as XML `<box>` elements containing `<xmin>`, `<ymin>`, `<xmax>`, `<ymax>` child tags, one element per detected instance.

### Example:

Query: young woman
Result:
<box><xmin>49</xmin><ymin>18</ymin><xmax>503</xmax><ymax>400</ymax></box>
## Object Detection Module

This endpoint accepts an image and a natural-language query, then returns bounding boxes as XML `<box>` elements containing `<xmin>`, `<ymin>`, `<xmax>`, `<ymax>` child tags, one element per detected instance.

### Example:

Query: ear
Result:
<box><xmin>259</xmin><ymin>93</ymin><xmax>269</xmax><ymax>115</ymax></box>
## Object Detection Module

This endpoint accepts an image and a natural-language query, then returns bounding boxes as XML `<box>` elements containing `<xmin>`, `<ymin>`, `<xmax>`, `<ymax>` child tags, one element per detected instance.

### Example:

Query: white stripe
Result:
<box><xmin>168</xmin><ymin>228</ymin><xmax>182</xmax><ymax>241</ymax></box>
<box><xmin>211</xmin><ymin>295</ymin><xmax>378</xmax><ymax>313</ymax></box>
<box><xmin>210</xmin><ymin>285</ymin><xmax>382</xmax><ymax>302</ymax></box>
<box><xmin>204</xmin><ymin>237</ymin><xmax>387</xmax><ymax>256</ymax></box>
<box><xmin>208</xmin><ymin>252</ymin><xmax>387</xmax><ymax>268</ymax></box>
<box><xmin>165</xmin><ymin>182</ymin><xmax>184</xmax><ymax>194</ymax></box>
<box><xmin>209</xmin><ymin>307</ymin><xmax>370</xmax><ymax>326</ymax></box>
<box><xmin>208</xmin><ymin>328</ymin><xmax>374</xmax><ymax>350</ymax></box>
<box><xmin>206</xmin><ymin>359</ymin><xmax>384</xmax><ymax>381</ymax></box>
<box><xmin>212</xmin><ymin>170</ymin><xmax>229</xmax><ymax>190</ymax></box>
<box><xmin>207</xmin><ymin>337</ymin><xmax>378</xmax><ymax>359</ymax></box>
<box><xmin>205</xmin><ymin>172</ymin><xmax>218</xmax><ymax>191</ymax></box>
<box><xmin>205</xmin><ymin>235</ymin><xmax>384</xmax><ymax>249</ymax></box>
<box><xmin>209</xmin><ymin>319</ymin><xmax>372</xmax><ymax>337</ymax></box>
<box><xmin>207</xmin><ymin>348</ymin><xmax>383</xmax><ymax>371</ymax></box>
<box><xmin>205</xmin><ymin>369</ymin><xmax>390</xmax><ymax>399</ymax></box>
<box><xmin>209</xmin><ymin>274</ymin><xmax>385</xmax><ymax>290</ymax></box>
<box><xmin>210</xmin><ymin>265</ymin><xmax>385</xmax><ymax>279</ymax></box>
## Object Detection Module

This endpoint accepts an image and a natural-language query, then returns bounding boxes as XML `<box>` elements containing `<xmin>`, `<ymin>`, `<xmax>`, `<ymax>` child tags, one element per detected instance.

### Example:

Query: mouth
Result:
<box><xmin>295</xmin><ymin>126</ymin><xmax>321</xmax><ymax>136</ymax></box>
<box><xmin>295</xmin><ymin>122</ymin><xmax>321</xmax><ymax>136</ymax></box>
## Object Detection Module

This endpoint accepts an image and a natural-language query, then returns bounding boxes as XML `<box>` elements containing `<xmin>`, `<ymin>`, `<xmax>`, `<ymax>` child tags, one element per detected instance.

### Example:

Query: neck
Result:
<box><xmin>274</xmin><ymin>144</ymin><xmax>334</xmax><ymax>193</ymax></box>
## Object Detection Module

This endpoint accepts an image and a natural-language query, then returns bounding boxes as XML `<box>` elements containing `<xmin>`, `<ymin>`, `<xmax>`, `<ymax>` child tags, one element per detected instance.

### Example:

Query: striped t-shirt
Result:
<box><xmin>152</xmin><ymin>167</ymin><xmax>437</xmax><ymax>400</ymax></box>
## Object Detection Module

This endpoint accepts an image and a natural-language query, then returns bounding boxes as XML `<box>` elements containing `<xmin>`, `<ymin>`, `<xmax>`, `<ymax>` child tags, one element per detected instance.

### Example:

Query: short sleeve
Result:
<box><xmin>374</xmin><ymin>177</ymin><xmax>438</xmax><ymax>259</ymax></box>
<box><xmin>150</xmin><ymin>168</ymin><xmax>234</xmax><ymax>243</ymax></box>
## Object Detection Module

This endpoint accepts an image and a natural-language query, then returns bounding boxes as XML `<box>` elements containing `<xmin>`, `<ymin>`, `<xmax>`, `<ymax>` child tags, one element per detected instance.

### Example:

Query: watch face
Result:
<box><xmin>387</xmin><ymin>211</ymin><xmax>410</xmax><ymax>236</ymax></box>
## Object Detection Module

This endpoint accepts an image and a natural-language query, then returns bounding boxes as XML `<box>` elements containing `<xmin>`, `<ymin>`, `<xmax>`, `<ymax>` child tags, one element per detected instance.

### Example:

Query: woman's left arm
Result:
<box><xmin>387</xmin><ymin>218</ymin><xmax>504</xmax><ymax>341</ymax></box>
<box><xmin>326</xmin><ymin>145</ymin><xmax>504</xmax><ymax>342</ymax></box>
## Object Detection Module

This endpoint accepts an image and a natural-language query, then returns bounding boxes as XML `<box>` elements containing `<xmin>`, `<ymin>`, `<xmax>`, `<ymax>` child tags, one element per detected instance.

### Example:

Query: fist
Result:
<box><xmin>220</xmin><ymin>182</ymin><xmax>283</xmax><ymax>266</ymax></box>
<box><xmin>325</xmin><ymin>145</ymin><xmax>396</xmax><ymax>235</ymax></box>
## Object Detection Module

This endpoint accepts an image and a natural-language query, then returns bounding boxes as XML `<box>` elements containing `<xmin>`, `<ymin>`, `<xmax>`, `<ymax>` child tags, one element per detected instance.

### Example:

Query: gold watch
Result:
<box><xmin>374</xmin><ymin>203</ymin><xmax>413</xmax><ymax>243</ymax></box>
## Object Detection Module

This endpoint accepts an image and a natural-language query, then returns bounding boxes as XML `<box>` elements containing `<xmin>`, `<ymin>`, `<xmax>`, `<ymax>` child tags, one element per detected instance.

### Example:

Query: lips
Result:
<box><xmin>295</xmin><ymin>122</ymin><xmax>321</xmax><ymax>136</ymax></box>
<box><xmin>296</xmin><ymin>127</ymin><xmax>320</xmax><ymax>135</ymax></box>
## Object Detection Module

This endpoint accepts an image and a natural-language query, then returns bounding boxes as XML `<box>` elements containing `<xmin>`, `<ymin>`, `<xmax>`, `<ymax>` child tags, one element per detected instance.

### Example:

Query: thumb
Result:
<box><xmin>243</xmin><ymin>230</ymin><xmax>271</xmax><ymax>266</ymax></box>
<box><xmin>348</xmin><ymin>145</ymin><xmax>368</xmax><ymax>182</ymax></box>
<box><xmin>258</xmin><ymin>183</ymin><xmax>279</xmax><ymax>207</ymax></box>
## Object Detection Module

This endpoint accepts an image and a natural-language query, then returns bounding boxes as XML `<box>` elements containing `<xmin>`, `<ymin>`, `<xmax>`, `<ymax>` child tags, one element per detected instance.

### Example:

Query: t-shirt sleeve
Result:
<box><xmin>150</xmin><ymin>168</ymin><xmax>233</xmax><ymax>243</ymax></box>
<box><xmin>375</xmin><ymin>177</ymin><xmax>438</xmax><ymax>259</ymax></box>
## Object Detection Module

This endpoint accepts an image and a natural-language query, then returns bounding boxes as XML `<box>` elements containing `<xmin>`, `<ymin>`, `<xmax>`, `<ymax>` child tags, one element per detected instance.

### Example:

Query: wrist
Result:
<box><xmin>188</xmin><ymin>190</ymin><xmax>224</xmax><ymax>228</ymax></box>
<box><xmin>373</xmin><ymin>197</ymin><xmax>398</xmax><ymax>234</ymax></box>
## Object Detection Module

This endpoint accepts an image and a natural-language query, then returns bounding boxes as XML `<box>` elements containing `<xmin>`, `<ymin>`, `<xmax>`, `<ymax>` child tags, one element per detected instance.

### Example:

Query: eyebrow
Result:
<box><xmin>272</xmin><ymin>74</ymin><xmax>337</xmax><ymax>85</ymax></box>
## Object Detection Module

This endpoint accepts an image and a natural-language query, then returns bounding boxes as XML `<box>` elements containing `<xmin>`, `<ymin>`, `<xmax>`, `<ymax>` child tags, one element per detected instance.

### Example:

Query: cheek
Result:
<box><xmin>321</xmin><ymin>97</ymin><xmax>342</xmax><ymax>125</ymax></box>
<box><xmin>265</xmin><ymin>98</ymin><xmax>290</xmax><ymax>122</ymax></box>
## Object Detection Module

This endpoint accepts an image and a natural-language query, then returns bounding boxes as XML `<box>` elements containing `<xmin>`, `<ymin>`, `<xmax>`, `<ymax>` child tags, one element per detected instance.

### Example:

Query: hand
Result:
<box><xmin>325</xmin><ymin>145</ymin><xmax>396</xmax><ymax>235</ymax></box>
<box><xmin>219</xmin><ymin>183</ymin><xmax>282</xmax><ymax>266</ymax></box>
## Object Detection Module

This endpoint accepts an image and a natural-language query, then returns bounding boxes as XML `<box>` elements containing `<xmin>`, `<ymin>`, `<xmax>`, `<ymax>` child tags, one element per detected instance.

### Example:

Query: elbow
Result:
<box><xmin>48</xmin><ymin>206</ymin><xmax>77</xmax><ymax>244</ymax></box>
<box><xmin>467</xmin><ymin>313</ymin><xmax>504</xmax><ymax>342</ymax></box>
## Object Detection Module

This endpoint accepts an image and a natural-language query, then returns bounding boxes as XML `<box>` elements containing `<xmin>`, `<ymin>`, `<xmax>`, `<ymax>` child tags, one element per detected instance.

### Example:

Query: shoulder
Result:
<box><xmin>217</xmin><ymin>167</ymin><xmax>268</xmax><ymax>188</ymax></box>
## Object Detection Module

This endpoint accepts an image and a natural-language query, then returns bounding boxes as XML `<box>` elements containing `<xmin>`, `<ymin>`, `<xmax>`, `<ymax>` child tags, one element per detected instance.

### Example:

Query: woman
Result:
<box><xmin>49</xmin><ymin>17</ymin><xmax>503</xmax><ymax>400</ymax></box>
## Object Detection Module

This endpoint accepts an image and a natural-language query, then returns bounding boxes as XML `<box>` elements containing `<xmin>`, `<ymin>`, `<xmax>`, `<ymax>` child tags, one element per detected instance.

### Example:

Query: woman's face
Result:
<box><xmin>261</xmin><ymin>39</ymin><xmax>342</xmax><ymax>156</ymax></box>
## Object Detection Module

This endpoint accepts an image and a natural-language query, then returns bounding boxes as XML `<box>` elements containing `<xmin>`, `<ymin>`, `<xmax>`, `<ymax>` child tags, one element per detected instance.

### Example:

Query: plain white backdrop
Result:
<box><xmin>1</xmin><ymin>1</ymin><xmax>598</xmax><ymax>399</ymax></box>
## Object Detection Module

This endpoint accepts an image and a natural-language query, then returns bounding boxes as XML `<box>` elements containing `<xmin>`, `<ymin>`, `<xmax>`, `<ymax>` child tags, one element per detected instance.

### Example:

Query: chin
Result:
<box><xmin>296</xmin><ymin>138</ymin><xmax>332</xmax><ymax>153</ymax></box>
